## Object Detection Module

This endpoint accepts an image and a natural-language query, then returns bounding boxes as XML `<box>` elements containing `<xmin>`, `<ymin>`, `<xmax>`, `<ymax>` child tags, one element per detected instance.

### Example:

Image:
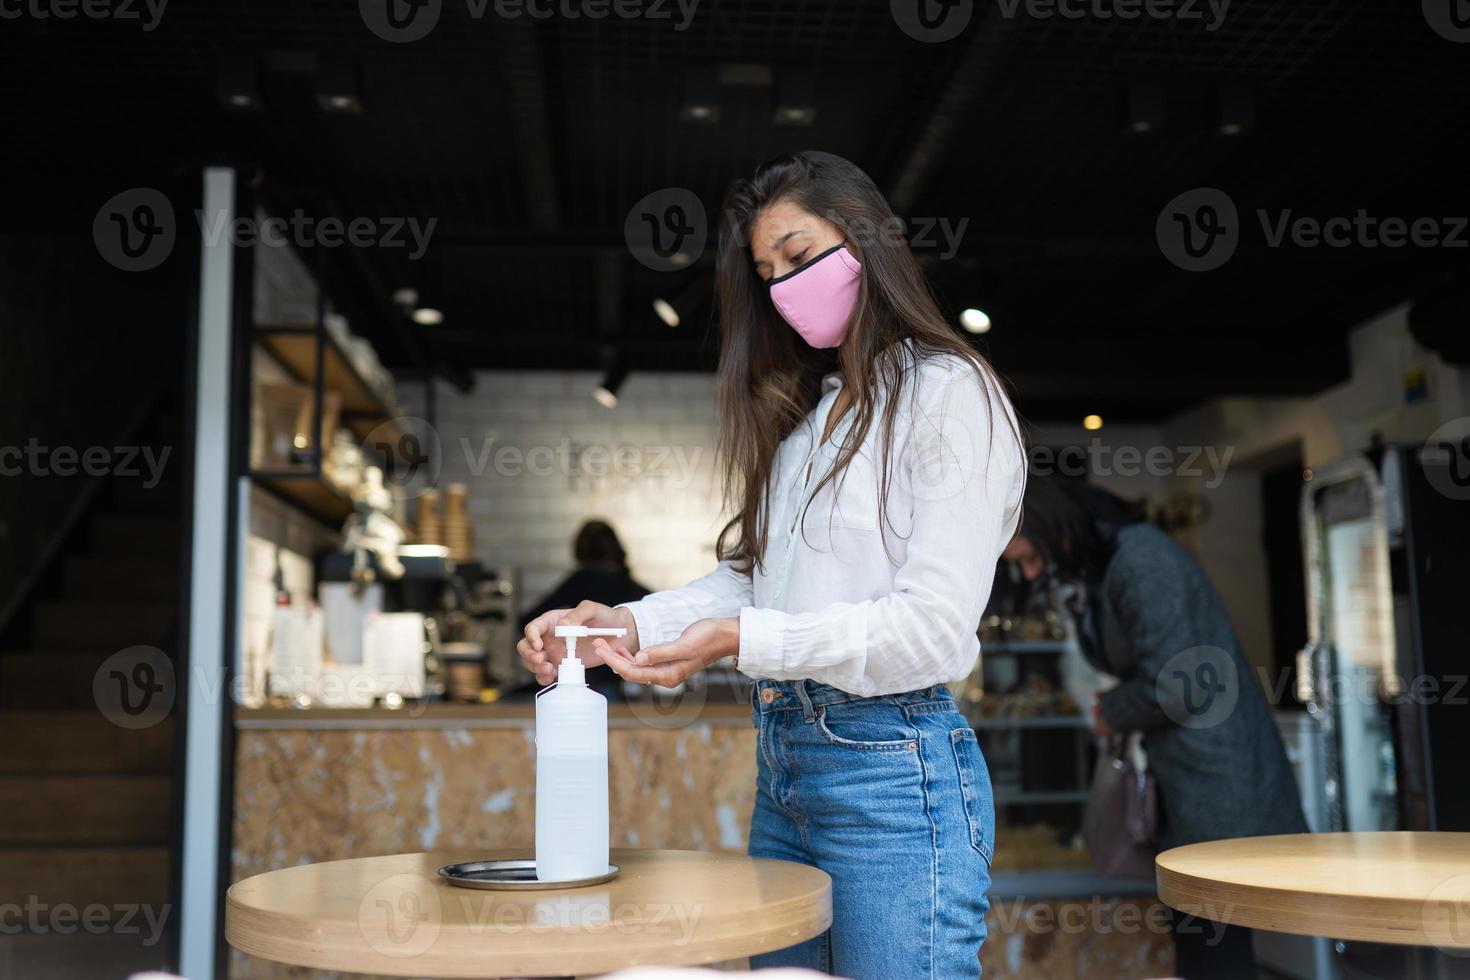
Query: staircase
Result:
<box><xmin>0</xmin><ymin>438</ymin><xmax>183</xmax><ymax>978</ymax></box>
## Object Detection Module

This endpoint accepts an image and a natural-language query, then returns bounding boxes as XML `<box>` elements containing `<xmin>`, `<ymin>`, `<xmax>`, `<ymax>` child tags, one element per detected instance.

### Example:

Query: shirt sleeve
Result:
<box><xmin>616</xmin><ymin>560</ymin><xmax>754</xmax><ymax>650</ymax></box>
<box><xmin>736</xmin><ymin>361</ymin><xmax>1026</xmax><ymax>696</ymax></box>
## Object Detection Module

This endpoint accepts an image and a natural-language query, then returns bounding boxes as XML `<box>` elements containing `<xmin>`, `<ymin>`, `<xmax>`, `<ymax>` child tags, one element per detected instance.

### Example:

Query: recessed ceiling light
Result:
<box><xmin>412</xmin><ymin>307</ymin><xmax>444</xmax><ymax>326</ymax></box>
<box><xmin>959</xmin><ymin>308</ymin><xmax>991</xmax><ymax>334</ymax></box>
<box><xmin>1083</xmin><ymin>414</ymin><xmax>1104</xmax><ymax>431</ymax></box>
<box><xmin>653</xmin><ymin>298</ymin><xmax>680</xmax><ymax>328</ymax></box>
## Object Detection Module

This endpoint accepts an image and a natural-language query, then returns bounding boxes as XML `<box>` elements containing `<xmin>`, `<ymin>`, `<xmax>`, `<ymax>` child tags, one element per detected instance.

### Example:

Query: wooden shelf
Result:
<box><xmin>254</xmin><ymin>324</ymin><xmax>403</xmax><ymax>443</ymax></box>
<box><xmin>252</xmin><ymin>471</ymin><xmax>354</xmax><ymax>526</ymax></box>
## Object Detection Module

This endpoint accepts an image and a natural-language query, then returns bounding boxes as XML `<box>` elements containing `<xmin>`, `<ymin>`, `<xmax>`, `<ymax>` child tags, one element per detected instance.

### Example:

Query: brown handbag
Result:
<box><xmin>1081</xmin><ymin>733</ymin><xmax>1159</xmax><ymax>880</ymax></box>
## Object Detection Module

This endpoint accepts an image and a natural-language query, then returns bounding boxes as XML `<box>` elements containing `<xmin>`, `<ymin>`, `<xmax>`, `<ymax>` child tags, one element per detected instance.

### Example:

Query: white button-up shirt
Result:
<box><xmin>620</xmin><ymin>342</ymin><xmax>1026</xmax><ymax>697</ymax></box>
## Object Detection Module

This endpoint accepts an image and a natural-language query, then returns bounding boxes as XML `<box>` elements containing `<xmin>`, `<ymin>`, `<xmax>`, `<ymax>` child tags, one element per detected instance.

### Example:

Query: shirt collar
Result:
<box><xmin>821</xmin><ymin>370</ymin><xmax>843</xmax><ymax>393</ymax></box>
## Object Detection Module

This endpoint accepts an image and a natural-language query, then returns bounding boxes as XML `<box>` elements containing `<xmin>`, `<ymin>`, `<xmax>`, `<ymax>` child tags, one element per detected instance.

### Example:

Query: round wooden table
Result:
<box><xmin>1156</xmin><ymin>832</ymin><xmax>1470</xmax><ymax>950</ymax></box>
<box><xmin>227</xmin><ymin>848</ymin><xmax>832</xmax><ymax>977</ymax></box>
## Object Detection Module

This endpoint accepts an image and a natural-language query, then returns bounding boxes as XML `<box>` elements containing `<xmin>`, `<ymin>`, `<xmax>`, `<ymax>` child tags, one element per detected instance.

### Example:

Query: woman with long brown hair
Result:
<box><xmin>519</xmin><ymin>151</ymin><xmax>1025</xmax><ymax>977</ymax></box>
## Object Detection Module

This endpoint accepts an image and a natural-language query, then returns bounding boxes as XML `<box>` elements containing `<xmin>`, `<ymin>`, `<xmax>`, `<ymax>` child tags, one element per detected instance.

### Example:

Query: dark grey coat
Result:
<box><xmin>1079</xmin><ymin>523</ymin><xmax>1308</xmax><ymax>849</ymax></box>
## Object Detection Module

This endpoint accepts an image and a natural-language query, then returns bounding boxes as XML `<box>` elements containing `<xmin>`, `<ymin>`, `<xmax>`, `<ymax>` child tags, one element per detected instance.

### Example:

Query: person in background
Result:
<box><xmin>519</xmin><ymin>520</ymin><xmax>649</xmax><ymax>698</ymax></box>
<box><xmin>1001</xmin><ymin>473</ymin><xmax>1308</xmax><ymax>980</ymax></box>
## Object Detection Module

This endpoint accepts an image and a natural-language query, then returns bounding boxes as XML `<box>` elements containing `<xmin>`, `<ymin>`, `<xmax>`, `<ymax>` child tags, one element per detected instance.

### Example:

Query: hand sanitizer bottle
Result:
<box><xmin>534</xmin><ymin>626</ymin><xmax>622</xmax><ymax>881</ymax></box>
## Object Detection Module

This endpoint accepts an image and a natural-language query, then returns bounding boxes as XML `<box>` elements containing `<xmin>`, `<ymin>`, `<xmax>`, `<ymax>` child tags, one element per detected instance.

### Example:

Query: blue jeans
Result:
<box><xmin>746</xmin><ymin>678</ymin><xmax>994</xmax><ymax>979</ymax></box>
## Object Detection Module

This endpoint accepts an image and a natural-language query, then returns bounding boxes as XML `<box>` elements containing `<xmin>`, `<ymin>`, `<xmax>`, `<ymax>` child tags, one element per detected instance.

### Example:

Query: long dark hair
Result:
<box><xmin>1018</xmin><ymin>474</ymin><xmax>1148</xmax><ymax>584</ymax></box>
<box><xmin>714</xmin><ymin>150</ymin><xmax>1022</xmax><ymax>572</ymax></box>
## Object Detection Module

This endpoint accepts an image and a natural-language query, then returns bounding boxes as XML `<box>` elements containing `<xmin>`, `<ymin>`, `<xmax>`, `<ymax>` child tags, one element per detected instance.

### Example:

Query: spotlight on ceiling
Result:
<box><xmin>392</xmin><ymin>287</ymin><xmax>419</xmax><ymax>308</ymax></box>
<box><xmin>593</xmin><ymin>364</ymin><xmax>629</xmax><ymax>409</ymax></box>
<box><xmin>1218</xmin><ymin>85</ymin><xmax>1253</xmax><ymax>137</ymax></box>
<box><xmin>217</xmin><ymin>53</ymin><xmax>263</xmax><ymax>112</ymax></box>
<box><xmin>1083</xmin><ymin>414</ymin><xmax>1104</xmax><ymax>431</ymax></box>
<box><xmin>652</xmin><ymin>298</ymin><xmax>680</xmax><ymax>328</ymax></box>
<box><xmin>411</xmin><ymin>307</ymin><xmax>444</xmax><ymax>326</ymax></box>
<box><xmin>680</xmin><ymin>64</ymin><xmax>721</xmax><ymax>123</ymax></box>
<box><xmin>316</xmin><ymin>56</ymin><xmax>365</xmax><ymax>115</ymax></box>
<box><xmin>773</xmin><ymin>68</ymin><xmax>817</xmax><ymax>126</ymax></box>
<box><xmin>959</xmin><ymin>307</ymin><xmax>991</xmax><ymax>334</ymax></box>
<box><xmin>1123</xmin><ymin>83</ymin><xmax>1164</xmax><ymax>135</ymax></box>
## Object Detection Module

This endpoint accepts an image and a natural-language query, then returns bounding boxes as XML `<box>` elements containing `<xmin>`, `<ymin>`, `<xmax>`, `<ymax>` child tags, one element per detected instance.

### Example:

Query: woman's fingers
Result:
<box><xmin>630</xmin><ymin>641</ymin><xmax>690</xmax><ymax>667</ymax></box>
<box><xmin>601</xmin><ymin>652</ymin><xmax>688</xmax><ymax>687</ymax></box>
<box><xmin>524</xmin><ymin>607</ymin><xmax>570</xmax><ymax>652</ymax></box>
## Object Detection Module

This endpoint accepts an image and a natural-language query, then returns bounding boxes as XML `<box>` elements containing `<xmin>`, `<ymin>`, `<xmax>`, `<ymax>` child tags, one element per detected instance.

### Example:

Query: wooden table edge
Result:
<box><xmin>225</xmin><ymin>858</ymin><xmax>833</xmax><ymax>977</ymax></box>
<box><xmin>1155</xmin><ymin>860</ymin><xmax>1467</xmax><ymax>949</ymax></box>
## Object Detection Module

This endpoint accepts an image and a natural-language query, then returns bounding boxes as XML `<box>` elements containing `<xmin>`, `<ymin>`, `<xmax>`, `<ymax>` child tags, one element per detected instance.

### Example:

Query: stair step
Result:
<box><xmin>0</xmin><ymin>846</ymin><xmax>169</xmax><ymax>911</ymax></box>
<box><xmin>63</xmin><ymin>558</ymin><xmax>179</xmax><ymax>601</ymax></box>
<box><xmin>0</xmin><ymin>776</ymin><xmax>170</xmax><ymax>845</ymax></box>
<box><xmin>0</xmin><ymin>713</ymin><xmax>172</xmax><ymax>773</ymax></box>
<box><xmin>90</xmin><ymin>515</ymin><xmax>179</xmax><ymax>559</ymax></box>
<box><xmin>0</xmin><ymin>653</ymin><xmax>111</xmax><ymax>708</ymax></box>
<box><xmin>0</xmin><ymin>931</ymin><xmax>171</xmax><ymax>980</ymax></box>
<box><xmin>32</xmin><ymin>602</ymin><xmax>175</xmax><ymax>651</ymax></box>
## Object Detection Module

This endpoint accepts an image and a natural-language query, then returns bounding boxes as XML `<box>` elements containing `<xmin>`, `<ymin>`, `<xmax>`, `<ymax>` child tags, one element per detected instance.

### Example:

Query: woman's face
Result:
<box><xmin>750</xmin><ymin>198</ymin><xmax>846</xmax><ymax>283</ymax></box>
<box><xmin>1001</xmin><ymin>534</ymin><xmax>1047</xmax><ymax>582</ymax></box>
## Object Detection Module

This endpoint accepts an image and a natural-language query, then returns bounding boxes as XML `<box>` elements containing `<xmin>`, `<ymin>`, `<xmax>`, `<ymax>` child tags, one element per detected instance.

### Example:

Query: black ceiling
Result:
<box><xmin>4</xmin><ymin>0</ymin><xmax>1469</xmax><ymax>421</ymax></box>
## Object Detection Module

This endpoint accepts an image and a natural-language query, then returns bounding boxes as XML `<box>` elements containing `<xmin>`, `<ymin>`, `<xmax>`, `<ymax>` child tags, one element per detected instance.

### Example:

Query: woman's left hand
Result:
<box><xmin>1091</xmin><ymin>694</ymin><xmax>1113</xmax><ymax>737</ymax></box>
<box><xmin>593</xmin><ymin>616</ymin><xmax>739</xmax><ymax>687</ymax></box>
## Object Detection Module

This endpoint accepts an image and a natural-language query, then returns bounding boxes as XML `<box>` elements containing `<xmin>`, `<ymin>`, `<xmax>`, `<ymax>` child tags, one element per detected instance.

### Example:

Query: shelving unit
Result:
<box><xmin>966</xmin><ymin>633</ymin><xmax>1155</xmax><ymax>898</ymax></box>
<box><xmin>247</xmin><ymin>321</ymin><xmax>405</xmax><ymax>528</ymax></box>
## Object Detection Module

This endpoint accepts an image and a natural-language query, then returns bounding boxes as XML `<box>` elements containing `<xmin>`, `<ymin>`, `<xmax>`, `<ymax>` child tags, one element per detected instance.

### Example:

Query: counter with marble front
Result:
<box><xmin>229</xmin><ymin>701</ymin><xmax>1171</xmax><ymax>979</ymax></box>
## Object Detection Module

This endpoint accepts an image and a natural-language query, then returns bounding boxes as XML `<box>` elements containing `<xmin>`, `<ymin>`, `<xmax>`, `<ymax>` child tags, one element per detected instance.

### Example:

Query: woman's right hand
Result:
<box><xmin>518</xmin><ymin>600</ymin><xmax>641</xmax><ymax>686</ymax></box>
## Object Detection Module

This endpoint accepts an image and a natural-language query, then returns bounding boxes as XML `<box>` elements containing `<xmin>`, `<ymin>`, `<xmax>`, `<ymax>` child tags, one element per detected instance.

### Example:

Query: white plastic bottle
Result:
<box><xmin>534</xmin><ymin>626</ymin><xmax>620</xmax><ymax>881</ymax></box>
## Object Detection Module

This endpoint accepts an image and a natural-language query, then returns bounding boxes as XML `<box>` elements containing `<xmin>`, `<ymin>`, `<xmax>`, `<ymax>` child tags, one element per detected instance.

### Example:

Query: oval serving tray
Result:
<box><xmin>437</xmin><ymin>859</ymin><xmax>621</xmax><ymax>891</ymax></box>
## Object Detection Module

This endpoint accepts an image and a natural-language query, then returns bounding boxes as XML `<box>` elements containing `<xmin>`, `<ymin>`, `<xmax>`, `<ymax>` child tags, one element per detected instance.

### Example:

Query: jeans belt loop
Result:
<box><xmin>794</xmin><ymin>680</ymin><xmax>817</xmax><ymax>723</ymax></box>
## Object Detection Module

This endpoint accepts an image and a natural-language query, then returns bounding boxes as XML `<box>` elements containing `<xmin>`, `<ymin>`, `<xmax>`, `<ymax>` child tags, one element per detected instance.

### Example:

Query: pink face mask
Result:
<box><xmin>767</xmin><ymin>244</ymin><xmax>862</xmax><ymax>349</ymax></box>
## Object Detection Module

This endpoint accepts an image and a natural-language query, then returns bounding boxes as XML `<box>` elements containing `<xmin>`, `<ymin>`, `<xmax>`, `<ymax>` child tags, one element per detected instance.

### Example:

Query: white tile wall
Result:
<box><xmin>403</xmin><ymin>371</ymin><xmax>726</xmax><ymax>614</ymax></box>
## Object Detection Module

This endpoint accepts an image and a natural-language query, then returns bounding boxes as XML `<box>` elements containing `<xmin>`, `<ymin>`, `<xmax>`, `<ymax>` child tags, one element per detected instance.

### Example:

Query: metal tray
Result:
<box><xmin>437</xmin><ymin>859</ymin><xmax>620</xmax><ymax>890</ymax></box>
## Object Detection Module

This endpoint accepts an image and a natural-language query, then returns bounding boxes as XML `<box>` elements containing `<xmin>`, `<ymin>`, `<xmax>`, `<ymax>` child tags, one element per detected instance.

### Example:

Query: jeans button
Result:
<box><xmin>760</xmin><ymin>689</ymin><xmax>777</xmax><ymax>704</ymax></box>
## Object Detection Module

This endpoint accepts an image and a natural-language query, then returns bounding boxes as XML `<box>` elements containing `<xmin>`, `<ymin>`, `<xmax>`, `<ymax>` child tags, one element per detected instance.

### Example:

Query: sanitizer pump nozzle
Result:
<box><xmin>552</xmin><ymin>626</ymin><xmax>627</xmax><ymax>685</ymax></box>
